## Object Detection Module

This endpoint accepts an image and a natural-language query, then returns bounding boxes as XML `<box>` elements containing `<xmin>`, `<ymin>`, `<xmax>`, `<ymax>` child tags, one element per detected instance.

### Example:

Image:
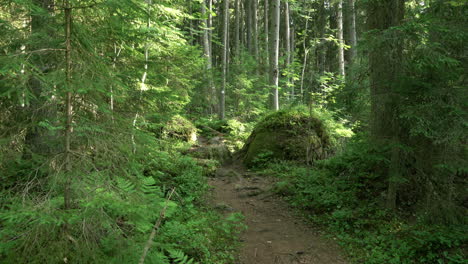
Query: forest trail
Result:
<box><xmin>209</xmin><ymin>163</ymin><xmax>348</xmax><ymax>264</ymax></box>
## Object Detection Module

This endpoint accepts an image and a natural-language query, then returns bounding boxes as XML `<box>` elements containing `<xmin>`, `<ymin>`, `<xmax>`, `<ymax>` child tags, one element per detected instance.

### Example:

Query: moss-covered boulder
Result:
<box><xmin>238</xmin><ymin>107</ymin><xmax>352</xmax><ymax>167</ymax></box>
<box><xmin>190</xmin><ymin>137</ymin><xmax>231</xmax><ymax>163</ymax></box>
<box><xmin>146</xmin><ymin>114</ymin><xmax>197</xmax><ymax>142</ymax></box>
<box><xmin>163</xmin><ymin>115</ymin><xmax>197</xmax><ymax>142</ymax></box>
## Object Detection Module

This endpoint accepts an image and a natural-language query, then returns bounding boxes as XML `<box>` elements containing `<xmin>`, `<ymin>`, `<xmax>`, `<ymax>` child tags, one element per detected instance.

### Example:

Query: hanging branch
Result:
<box><xmin>138</xmin><ymin>188</ymin><xmax>176</xmax><ymax>264</ymax></box>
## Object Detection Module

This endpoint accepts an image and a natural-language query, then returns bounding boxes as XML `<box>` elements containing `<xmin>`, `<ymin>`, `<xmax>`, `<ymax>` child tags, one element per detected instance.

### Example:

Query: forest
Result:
<box><xmin>0</xmin><ymin>0</ymin><xmax>466</xmax><ymax>263</ymax></box>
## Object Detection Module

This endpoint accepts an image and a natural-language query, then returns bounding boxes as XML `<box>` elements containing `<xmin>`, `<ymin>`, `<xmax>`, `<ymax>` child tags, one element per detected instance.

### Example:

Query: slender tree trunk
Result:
<box><xmin>284</xmin><ymin>1</ymin><xmax>292</xmax><ymax>99</ymax></box>
<box><xmin>235</xmin><ymin>0</ymin><xmax>240</xmax><ymax>59</ymax></box>
<box><xmin>245</xmin><ymin>0</ymin><xmax>252</xmax><ymax>53</ymax></box>
<box><xmin>300</xmin><ymin>11</ymin><xmax>311</xmax><ymax>102</ymax></box>
<box><xmin>132</xmin><ymin>0</ymin><xmax>151</xmax><ymax>153</ymax></box>
<box><xmin>270</xmin><ymin>0</ymin><xmax>280</xmax><ymax>110</ymax></box>
<box><xmin>201</xmin><ymin>0</ymin><xmax>216</xmax><ymax>113</ymax></box>
<box><xmin>208</xmin><ymin>0</ymin><xmax>213</xmax><ymax>59</ymax></box>
<box><xmin>111</xmin><ymin>43</ymin><xmax>122</xmax><ymax>123</ymax></box>
<box><xmin>318</xmin><ymin>0</ymin><xmax>327</xmax><ymax>74</ymax></box>
<box><xmin>337</xmin><ymin>0</ymin><xmax>345</xmax><ymax>77</ymax></box>
<box><xmin>219</xmin><ymin>0</ymin><xmax>229</xmax><ymax>119</ymax></box>
<box><xmin>252</xmin><ymin>0</ymin><xmax>259</xmax><ymax>64</ymax></box>
<box><xmin>264</xmin><ymin>0</ymin><xmax>269</xmax><ymax>79</ymax></box>
<box><xmin>348</xmin><ymin>0</ymin><xmax>357</xmax><ymax>64</ymax></box>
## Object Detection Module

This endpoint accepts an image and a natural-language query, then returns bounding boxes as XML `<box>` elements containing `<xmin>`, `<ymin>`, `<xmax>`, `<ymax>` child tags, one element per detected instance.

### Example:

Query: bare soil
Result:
<box><xmin>209</xmin><ymin>164</ymin><xmax>348</xmax><ymax>264</ymax></box>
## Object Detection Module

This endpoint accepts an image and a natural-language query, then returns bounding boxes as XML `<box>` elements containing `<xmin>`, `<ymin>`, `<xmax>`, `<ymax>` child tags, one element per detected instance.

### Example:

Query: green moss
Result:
<box><xmin>240</xmin><ymin>107</ymin><xmax>352</xmax><ymax>167</ymax></box>
<box><xmin>163</xmin><ymin>115</ymin><xmax>197</xmax><ymax>142</ymax></box>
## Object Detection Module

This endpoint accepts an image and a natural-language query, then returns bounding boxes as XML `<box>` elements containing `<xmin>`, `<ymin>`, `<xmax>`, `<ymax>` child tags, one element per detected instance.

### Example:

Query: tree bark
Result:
<box><xmin>234</xmin><ymin>0</ymin><xmax>240</xmax><ymax>59</ymax></box>
<box><xmin>348</xmin><ymin>0</ymin><xmax>357</xmax><ymax>64</ymax></box>
<box><xmin>284</xmin><ymin>1</ymin><xmax>292</xmax><ymax>99</ymax></box>
<box><xmin>264</xmin><ymin>0</ymin><xmax>269</xmax><ymax>79</ymax></box>
<box><xmin>219</xmin><ymin>0</ymin><xmax>229</xmax><ymax>119</ymax></box>
<box><xmin>201</xmin><ymin>0</ymin><xmax>216</xmax><ymax>113</ymax></box>
<box><xmin>252</xmin><ymin>0</ymin><xmax>259</xmax><ymax>66</ymax></box>
<box><xmin>337</xmin><ymin>0</ymin><xmax>345</xmax><ymax>77</ymax></box>
<box><xmin>270</xmin><ymin>0</ymin><xmax>280</xmax><ymax>110</ymax></box>
<box><xmin>245</xmin><ymin>0</ymin><xmax>252</xmax><ymax>53</ymax></box>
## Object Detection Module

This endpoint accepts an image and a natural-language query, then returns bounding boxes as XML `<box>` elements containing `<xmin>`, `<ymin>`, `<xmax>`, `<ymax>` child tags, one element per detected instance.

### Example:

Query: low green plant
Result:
<box><xmin>261</xmin><ymin>136</ymin><xmax>467</xmax><ymax>264</ymax></box>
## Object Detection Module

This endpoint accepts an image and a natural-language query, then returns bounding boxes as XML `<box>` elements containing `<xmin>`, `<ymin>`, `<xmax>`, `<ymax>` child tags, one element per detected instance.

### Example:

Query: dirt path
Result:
<box><xmin>209</xmin><ymin>164</ymin><xmax>348</xmax><ymax>264</ymax></box>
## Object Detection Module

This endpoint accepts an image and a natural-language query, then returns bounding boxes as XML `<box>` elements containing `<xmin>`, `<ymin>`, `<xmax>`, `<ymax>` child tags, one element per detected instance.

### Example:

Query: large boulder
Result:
<box><xmin>146</xmin><ymin>114</ymin><xmax>197</xmax><ymax>142</ymax></box>
<box><xmin>238</xmin><ymin>108</ymin><xmax>352</xmax><ymax>167</ymax></box>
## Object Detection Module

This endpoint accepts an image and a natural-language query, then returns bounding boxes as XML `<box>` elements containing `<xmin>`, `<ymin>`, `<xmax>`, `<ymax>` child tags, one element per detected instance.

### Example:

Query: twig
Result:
<box><xmin>138</xmin><ymin>188</ymin><xmax>176</xmax><ymax>264</ymax></box>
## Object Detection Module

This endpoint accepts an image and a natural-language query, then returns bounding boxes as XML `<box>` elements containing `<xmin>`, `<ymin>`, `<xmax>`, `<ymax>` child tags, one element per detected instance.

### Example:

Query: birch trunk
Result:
<box><xmin>337</xmin><ymin>0</ymin><xmax>345</xmax><ymax>77</ymax></box>
<box><xmin>271</xmin><ymin>0</ymin><xmax>280</xmax><ymax>110</ymax></box>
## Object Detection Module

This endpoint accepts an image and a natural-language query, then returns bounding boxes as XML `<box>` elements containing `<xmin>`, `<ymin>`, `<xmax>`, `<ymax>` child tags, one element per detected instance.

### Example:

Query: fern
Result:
<box><xmin>168</xmin><ymin>249</ymin><xmax>196</xmax><ymax>264</ymax></box>
<box><xmin>116</xmin><ymin>177</ymin><xmax>136</xmax><ymax>193</ymax></box>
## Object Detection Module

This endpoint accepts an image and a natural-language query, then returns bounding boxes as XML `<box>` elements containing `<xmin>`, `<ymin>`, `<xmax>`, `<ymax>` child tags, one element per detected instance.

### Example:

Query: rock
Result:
<box><xmin>237</xmin><ymin>108</ymin><xmax>340</xmax><ymax>167</ymax></box>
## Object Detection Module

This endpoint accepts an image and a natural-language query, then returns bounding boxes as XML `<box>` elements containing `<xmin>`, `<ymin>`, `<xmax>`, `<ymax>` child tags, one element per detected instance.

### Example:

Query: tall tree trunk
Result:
<box><xmin>111</xmin><ymin>43</ymin><xmax>122</xmax><ymax>123</ymax></box>
<box><xmin>284</xmin><ymin>1</ymin><xmax>292</xmax><ymax>99</ymax></box>
<box><xmin>337</xmin><ymin>0</ymin><xmax>345</xmax><ymax>77</ymax></box>
<box><xmin>235</xmin><ymin>0</ymin><xmax>240</xmax><ymax>59</ymax></box>
<box><xmin>201</xmin><ymin>0</ymin><xmax>216</xmax><ymax>113</ymax></box>
<box><xmin>367</xmin><ymin>0</ymin><xmax>405</xmax><ymax>211</ymax></box>
<box><xmin>245</xmin><ymin>0</ymin><xmax>252</xmax><ymax>53</ymax></box>
<box><xmin>219</xmin><ymin>0</ymin><xmax>229</xmax><ymax>119</ymax></box>
<box><xmin>132</xmin><ymin>0</ymin><xmax>151</xmax><ymax>153</ymax></box>
<box><xmin>270</xmin><ymin>0</ymin><xmax>280</xmax><ymax>110</ymax></box>
<box><xmin>252</xmin><ymin>0</ymin><xmax>259</xmax><ymax>67</ymax></box>
<box><xmin>300</xmin><ymin>10</ymin><xmax>311</xmax><ymax>102</ymax></box>
<box><xmin>318</xmin><ymin>0</ymin><xmax>327</xmax><ymax>74</ymax></box>
<box><xmin>264</xmin><ymin>0</ymin><xmax>269</xmax><ymax>79</ymax></box>
<box><xmin>348</xmin><ymin>0</ymin><xmax>357</xmax><ymax>64</ymax></box>
<box><xmin>208</xmin><ymin>0</ymin><xmax>213</xmax><ymax>59</ymax></box>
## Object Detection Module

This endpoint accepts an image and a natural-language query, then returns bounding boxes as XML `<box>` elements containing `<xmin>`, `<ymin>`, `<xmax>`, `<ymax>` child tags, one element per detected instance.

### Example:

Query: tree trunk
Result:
<box><xmin>270</xmin><ymin>0</ymin><xmax>280</xmax><ymax>110</ymax></box>
<box><xmin>208</xmin><ymin>0</ymin><xmax>213</xmax><ymax>59</ymax></box>
<box><xmin>252</xmin><ymin>0</ymin><xmax>259</xmax><ymax>67</ymax></box>
<box><xmin>235</xmin><ymin>0</ymin><xmax>240</xmax><ymax>59</ymax></box>
<box><xmin>245</xmin><ymin>0</ymin><xmax>252</xmax><ymax>53</ymax></box>
<box><xmin>348</xmin><ymin>0</ymin><xmax>357</xmax><ymax>64</ymax></box>
<box><xmin>264</xmin><ymin>0</ymin><xmax>269</xmax><ymax>79</ymax></box>
<box><xmin>318</xmin><ymin>0</ymin><xmax>327</xmax><ymax>74</ymax></box>
<box><xmin>284</xmin><ymin>1</ymin><xmax>292</xmax><ymax>99</ymax></box>
<box><xmin>367</xmin><ymin>0</ymin><xmax>405</xmax><ymax>211</ymax></box>
<box><xmin>201</xmin><ymin>0</ymin><xmax>216</xmax><ymax>113</ymax></box>
<box><xmin>300</xmin><ymin>10</ymin><xmax>311</xmax><ymax>102</ymax></box>
<box><xmin>337</xmin><ymin>0</ymin><xmax>345</xmax><ymax>77</ymax></box>
<box><xmin>219</xmin><ymin>0</ymin><xmax>229</xmax><ymax>119</ymax></box>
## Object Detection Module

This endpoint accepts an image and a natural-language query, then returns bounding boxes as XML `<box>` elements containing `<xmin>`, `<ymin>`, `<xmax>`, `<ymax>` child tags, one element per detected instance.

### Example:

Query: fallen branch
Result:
<box><xmin>138</xmin><ymin>187</ymin><xmax>176</xmax><ymax>264</ymax></box>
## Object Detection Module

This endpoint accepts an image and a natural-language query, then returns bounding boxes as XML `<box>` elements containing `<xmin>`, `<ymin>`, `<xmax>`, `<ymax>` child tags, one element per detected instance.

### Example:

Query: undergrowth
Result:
<box><xmin>259</xmin><ymin>135</ymin><xmax>467</xmax><ymax>264</ymax></box>
<box><xmin>0</xmin><ymin>130</ymin><xmax>242</xmax><ymax>264</ymax></box>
